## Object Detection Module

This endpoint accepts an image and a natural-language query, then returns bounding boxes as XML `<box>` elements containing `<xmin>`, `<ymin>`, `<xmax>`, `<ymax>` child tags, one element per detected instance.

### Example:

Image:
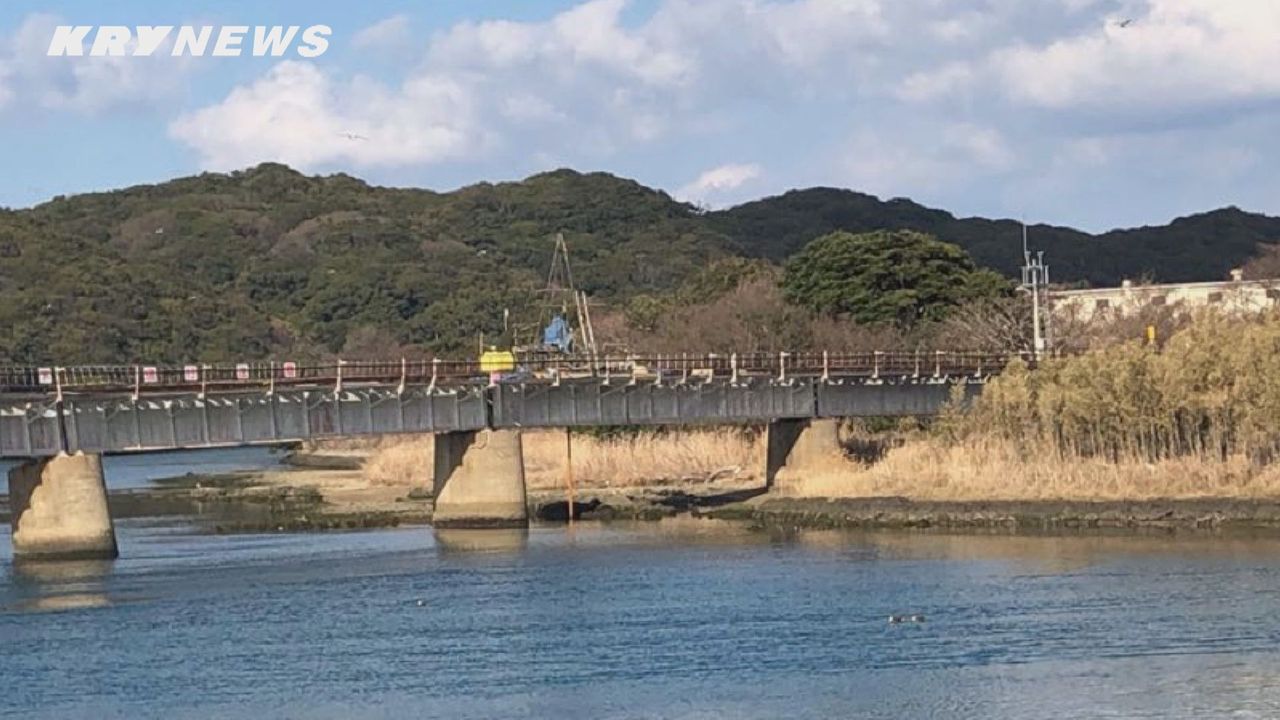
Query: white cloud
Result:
<box><xmin>3</xmin><ymin>13</ymin><xmax>195</xmax><ymax>114</ymax></box>
<box><xmin>9</xmin><ymin>0</ymin><xmax>1277</xmax><ymax>230</ymax></box>
<box><xmin>897</xmin><ymin>62</ymin><xmax>974</xmax><ymax>102</ymax></box>
<box><xmin>351</xmin><ymin>14</ymin><xmax>412</xmax><ymax>53</ymax></box>
<box><xmin>169</xmin><ymin>61</ymin><xmax>483</xmax><ymax>170</ymax></box>
<box><xmin>926</xmin><ymin>12</ymin><xmax>988</xmax><ymax>43</ymax></box>
<box><xmin>173</xmin><ymin>0</ymin><xmax>895</xmax><ymax>170</ymax></box>
<box><xmin>0</xmin><ymin>60</ymin><xmax>12</xmax><ymax>109</ymax></box>
<box><xmin>950</xmin><ymin>123</ymin><xmax>1015</xmax><ymax>170</ymax></box>
<box><xmin>908</xmin><ymin>1</ymin><xmax>1280</xmax><ymax>116</ymax></box>
<box><xmin>840</xmin><ymin>123</ymin><xmax>1015</xmax><ymax>196</ymax></box>
<box><xmin>676</xmin><ymin>163</ymin><xmax>763</xmax><ymax>205</ymax></box>
<box><xmin>499</xmin><ymin>93</ymin><xmax>563</xmax><ymax>123</ymax></box>
<box><xmin>431</xmin><ymin>0</ymin><xmax>695</xmax><ymax>88</ymax></box>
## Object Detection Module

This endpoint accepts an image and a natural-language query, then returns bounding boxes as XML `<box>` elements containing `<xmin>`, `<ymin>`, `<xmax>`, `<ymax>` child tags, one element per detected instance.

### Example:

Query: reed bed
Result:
<box><xmin>522</xmin><ymin>429</ymin><xmax>761</xmax><ymax>490</ymax></box>
<box><xmin>346</xmin><ymin>312</ymin><xmax>1280</xmax><ymax>501</ymax></box>
<box><xmin>783</xmin><ymin>436</ymin><xmax>1280</xmax><ymax>501</ymax></box>
<box><xmin>956</xmin><ymin>311</ymin><xmax>1280</xmax><ymax>464</ymax></box>
<box><xmin>361</xmin><ymin>437</ymin><xmax>433</xmax><ymax>487</ymax></box>
<box><xmin>787</xmin><ymin>312</ymin><xmax>1280</xmax><ymax>501</ymax></box>
<box><xmin>356</xmin><ymin>430</ymin><xmax>761</xmax><ymax>489</ymax></box>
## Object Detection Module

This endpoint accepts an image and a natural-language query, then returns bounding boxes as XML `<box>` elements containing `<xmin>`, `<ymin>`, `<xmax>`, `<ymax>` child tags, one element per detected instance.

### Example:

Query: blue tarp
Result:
<box><xmin>543</xmin><ymin>314</ymin><xmax>574</xmax><ymax>352</ymax></box>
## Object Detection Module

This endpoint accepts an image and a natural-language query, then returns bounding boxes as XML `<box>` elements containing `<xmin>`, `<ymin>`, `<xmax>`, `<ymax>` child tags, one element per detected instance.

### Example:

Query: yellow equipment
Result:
<box><xmin>480</xmin><ymin>348</ymin><xmax>516</xmax><ymax>373</ymax></box>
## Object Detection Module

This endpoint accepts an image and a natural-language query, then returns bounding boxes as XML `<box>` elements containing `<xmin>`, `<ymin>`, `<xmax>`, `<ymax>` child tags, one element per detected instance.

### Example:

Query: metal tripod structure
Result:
<box><xmin>524</xmin><ymin>233</ymin><xmax>599</xmax><ymax>360</ymax></box>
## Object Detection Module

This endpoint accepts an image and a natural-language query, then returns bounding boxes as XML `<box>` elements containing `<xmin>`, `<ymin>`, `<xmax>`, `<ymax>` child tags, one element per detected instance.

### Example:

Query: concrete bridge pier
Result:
<box><xmin>8</xmin><ymin>453</ymin><xmax>119</xmax><ymax>561</ymax></box>
<box><xmin>766</xmin><ymin>418</ymin><xmax>843</xmax><ymax>492</ymax></box>
<box><xmin>432</xmin><ymin>430</ymin><xmax>529</xmax><ymax>529</ymax></box>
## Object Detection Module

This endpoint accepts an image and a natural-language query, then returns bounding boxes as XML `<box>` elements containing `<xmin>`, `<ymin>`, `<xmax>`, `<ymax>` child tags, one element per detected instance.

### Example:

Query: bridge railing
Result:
<box><xmin>0</xmin><ymin>351</ymin><xmax>1025</xmax><ymax>394</ymax></box>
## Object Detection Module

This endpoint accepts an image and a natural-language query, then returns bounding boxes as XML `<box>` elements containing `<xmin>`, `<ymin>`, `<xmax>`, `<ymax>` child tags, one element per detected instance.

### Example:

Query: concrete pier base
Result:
<box><xmin>432</xmin><ymin>430</ymin><xmax>529</xmax><ymax>529</ymax></box>
<box><xmin>8</xmin><ymin>453</ymin><xmax>118</xmax><ymax>561</ymax></box>
<box><xmin>766</xmin><ymin>419</ymin><xmax>843</xmax><ymax>492</ymax></box>
<box><xmin>434</xmin><ymin>529</ymin><xmax>530</xmax><ymax>554</ymax></box>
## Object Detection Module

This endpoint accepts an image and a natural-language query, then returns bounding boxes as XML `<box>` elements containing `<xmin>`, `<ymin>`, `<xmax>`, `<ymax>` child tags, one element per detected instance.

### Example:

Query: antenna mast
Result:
<box><xmin>1020</xmin><ymin>220</ymin><xmax>1051</xmax><ymax>359</ymax></box>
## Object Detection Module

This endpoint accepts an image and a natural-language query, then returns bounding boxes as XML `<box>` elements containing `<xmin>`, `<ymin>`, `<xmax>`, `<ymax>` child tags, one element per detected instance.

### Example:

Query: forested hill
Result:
<box><xmin>0</xmin><ymin>162</ymin><xmax>1276</xmax><ymax>364</ymax></box>
<box><xmin>0</xmin><ymin>164</ymin><xmax>727</xmax><ymax>363</ymax></box>
<box><xmin>712</xmin><ymin>188</ymin><xmax>1280</xmax><ymax>286</ymax></box>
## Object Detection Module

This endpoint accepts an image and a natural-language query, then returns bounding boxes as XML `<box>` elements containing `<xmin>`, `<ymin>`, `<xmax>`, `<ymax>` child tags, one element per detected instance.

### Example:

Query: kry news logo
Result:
<box><xmin>47</xmin><ymin>25</ymin><xmax>332</xmax><ymax>57</ymax></box>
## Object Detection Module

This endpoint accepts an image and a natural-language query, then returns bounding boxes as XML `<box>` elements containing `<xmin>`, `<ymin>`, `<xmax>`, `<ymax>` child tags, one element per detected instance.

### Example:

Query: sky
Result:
<box><xmin>1</xmin><ymin>0</ymin><xmax>1278</xmax><ymax>231</ymax></box>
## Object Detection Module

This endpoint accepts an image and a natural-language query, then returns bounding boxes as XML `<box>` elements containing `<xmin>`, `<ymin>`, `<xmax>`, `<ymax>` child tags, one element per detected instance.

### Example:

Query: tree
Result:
<box><xmin>781</xmin><ymin>229</ymin><xmax>1010</xmax><ymax>326</ymax></box>
<box><xmin>933</xmin><ymin>296</ymin><xmax>1033</xmax><ymax>353</ymax></box>
<box><xmin>1242</xmin><ymin>242</ymin><xmax>1280</xmax><ymax>280</ymax></box>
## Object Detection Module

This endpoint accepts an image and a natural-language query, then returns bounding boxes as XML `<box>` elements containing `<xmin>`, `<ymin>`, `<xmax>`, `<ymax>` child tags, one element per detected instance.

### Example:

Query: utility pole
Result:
<box><xmin>1020</xmin><ymin>222</ymin><xmax>1051</xmax><ymax>360</ymax></box>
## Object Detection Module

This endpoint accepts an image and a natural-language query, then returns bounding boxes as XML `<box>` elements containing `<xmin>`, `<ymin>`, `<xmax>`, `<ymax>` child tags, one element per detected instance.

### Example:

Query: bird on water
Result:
<box><xmin>888</xmin><ymin>614</ymin><xmax>926</xmax><ymax>624</ymax></box>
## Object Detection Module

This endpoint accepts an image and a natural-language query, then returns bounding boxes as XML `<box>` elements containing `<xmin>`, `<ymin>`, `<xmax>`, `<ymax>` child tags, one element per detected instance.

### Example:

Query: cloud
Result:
<box><xmin>351</xmin><ymin>14</ymin><xmax>412</xmax><ymax>53</ymax></box>
<box><xmin>897</xmin><ymin>62</ymin><xmax>974</xmax><ymax>102</ymax></box>
<box><xmin>676</xmin><ymin>163</ymin><xmax>763</xmax><ymax>206</ymax></box>
<box><xmin>903</xmin><ymin>1</ymin><xmax>1280</xmax><ymax>120</ymax></box>
<box><xmin>2</xmin><ymin>13</ymin><xmax>195</xmax><ymax>114</ymax></box>
<box><xmin>839</xmin><ymin>122</ymin><xmax>1015</xmax><ymax>197</ymax></box>
<box><xmin>0</xmin><ymin>60</ymin><xmax>11</xmax><ymax>109</ymax></box>
<box><xmin>173</xmin><ymin>0</ymin><xmax>894</xmax><ymax>170</ymax></box>
<box><xmin>10</xmin><ymin>0</ymin><xmax>1277</xmax><ymax>230</ymax></box>
<box><xmin>1000</xmin><ymin>2</ymin><xmax>1280</xmax><ymax>111</ymax></box>
<box><xmin>169</xmin><ymin>61</ymin><xmax>483</xmax><ymax>170</ymax></box>
<box><xmin>430</xmin><ymin>0</ymin><xmax>695</xmax><ymax>88</ymax></box>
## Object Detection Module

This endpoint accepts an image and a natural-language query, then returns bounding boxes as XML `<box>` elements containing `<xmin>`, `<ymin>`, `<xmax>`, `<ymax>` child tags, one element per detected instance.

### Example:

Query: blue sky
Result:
<box><xmin>1</xmin><ymin>0</ymin><xmax>1278</xmax><ymax>231</ymax></box>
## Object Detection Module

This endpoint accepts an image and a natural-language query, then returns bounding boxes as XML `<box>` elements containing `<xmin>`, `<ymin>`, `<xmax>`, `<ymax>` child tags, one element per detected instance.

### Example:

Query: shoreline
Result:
<box><xmin>10</xmin><ymin>447</ymin><xmax>1280</xmax><ymax>537</ymax></box>
<box><xmin>89</xmin><ymin>474</ymin><xmax>1280</xmax><ymax>536</ymax></box>
<box><xmin>710</xmin><ymin>496</ymin><xmax>1280</xmax><ymax>533</ymax></box>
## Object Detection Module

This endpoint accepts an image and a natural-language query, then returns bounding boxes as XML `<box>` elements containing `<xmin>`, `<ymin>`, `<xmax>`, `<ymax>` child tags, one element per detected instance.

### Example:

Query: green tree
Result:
<box><xmin>781</xmin><ymin>229</ymin><xmax>1010</xmax><ymax>326</ymax></box>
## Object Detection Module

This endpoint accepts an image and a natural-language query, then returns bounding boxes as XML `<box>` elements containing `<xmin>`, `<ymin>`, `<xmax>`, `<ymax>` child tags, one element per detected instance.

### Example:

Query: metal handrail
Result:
<box><xmin>0</xmin><ymin>351</ymin><xmax>1024</xmax><ymax>394</ymax></box>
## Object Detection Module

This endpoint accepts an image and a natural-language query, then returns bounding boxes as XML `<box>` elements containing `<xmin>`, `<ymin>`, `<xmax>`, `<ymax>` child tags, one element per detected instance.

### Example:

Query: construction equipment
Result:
<box><xmin>512</xmin><ymin>233</ymin><xmax>599</xmax><ymax>371</ymax></box>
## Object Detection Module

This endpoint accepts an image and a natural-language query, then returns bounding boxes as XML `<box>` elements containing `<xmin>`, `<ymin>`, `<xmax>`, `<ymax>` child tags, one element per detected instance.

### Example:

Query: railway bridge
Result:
<box><xmin>1</xmin><ymin>351</ymin><xmax>1013</xmax><ymax>560</ymax></box>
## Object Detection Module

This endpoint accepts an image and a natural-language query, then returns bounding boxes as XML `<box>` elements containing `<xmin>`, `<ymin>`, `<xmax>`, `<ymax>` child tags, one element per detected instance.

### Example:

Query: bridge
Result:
<box><xmin>1</xmin><ymin>351</ymin><xmax>1012</xmax><ymax>560</ymax></box>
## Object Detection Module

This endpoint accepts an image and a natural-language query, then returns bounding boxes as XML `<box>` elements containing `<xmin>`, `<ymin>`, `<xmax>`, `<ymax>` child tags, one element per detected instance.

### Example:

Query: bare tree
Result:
<box><xmin>1243</xmin><ymin>243</ymin><xmax>1280</xmax><ymax>280</ymax></box>
<box><xmin>933</xmin><ymin>296</ymin><xmax>1034</xmax><ymax>353</ymax></box>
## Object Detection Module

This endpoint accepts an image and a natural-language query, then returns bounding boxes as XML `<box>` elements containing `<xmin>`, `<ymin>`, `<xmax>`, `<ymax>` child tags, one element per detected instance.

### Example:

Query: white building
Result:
<box><xmin>1052</xmin><ymin>270</ymin><xmax>1280</xmax><ymax>322</ymax></box>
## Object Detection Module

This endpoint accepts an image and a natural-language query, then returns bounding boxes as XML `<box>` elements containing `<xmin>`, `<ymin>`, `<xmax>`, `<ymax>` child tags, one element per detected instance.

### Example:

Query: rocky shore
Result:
<box><xmin>707</xmin><ymin>496</ymin><xmax>1280</xmax><ymax>533</ymax></box>
<box><xmin>97</xmin><ymin>469</ymin><xmax>433</xmax><ymax>534</ymax></box>
<box><xmin>12</xmin><ymin>449</ymin><xmax>1280</xmax><ymax>538</ymax></box>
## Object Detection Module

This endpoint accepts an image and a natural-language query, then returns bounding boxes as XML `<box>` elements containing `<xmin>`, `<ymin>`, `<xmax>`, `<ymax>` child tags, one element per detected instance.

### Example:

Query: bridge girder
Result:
<box><xmin>0</xmin><ymin>377</ymin><xmax>985</xmax><ymax>459</ymax></box>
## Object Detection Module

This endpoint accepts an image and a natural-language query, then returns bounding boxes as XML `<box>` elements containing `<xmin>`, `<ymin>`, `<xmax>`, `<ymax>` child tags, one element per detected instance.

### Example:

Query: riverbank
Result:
<box><xmin>709</xmin><ymin>496</ymin><xmax>1280</xmax><ymax>532</ymax></box>
<box><xmin>101</xmin><ymin>466</ymin><xmax>764</xmax><ymax>532</ymax></box>
<box><xmin>135</xmin><ymin>465</ymin><xmax>1280</xmax><ymax>537</ymax></box>
<box><xmin>130</xmin><ymin>466</ymin><xmax>433</xmax><ymax>533</ymax></box>
<box><xmin>187</xmin><ymin>429</ymin><xmax>1280</xmax><ymax>534</ymax></box>
<box><xmin>12</xmin><ymin>466</ymin><xmax>1280</xmax><ymax>536</ymax></box>
<box><xmin>11</xmin><ymin>426</ymin><xmax>1280</xmax><ymax>536</ymax></box>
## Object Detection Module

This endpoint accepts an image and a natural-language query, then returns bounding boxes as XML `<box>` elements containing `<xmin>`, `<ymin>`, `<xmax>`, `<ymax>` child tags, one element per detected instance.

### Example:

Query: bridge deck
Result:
<box><xmin>0</xmin><ymin>352</ymin><xmax>1015</xmax><ymax>458</ymax></box>
<box><xmin>0</xmin><ymin>351</ymin><xmax>1013</xmax><ymax>394</ymax></box>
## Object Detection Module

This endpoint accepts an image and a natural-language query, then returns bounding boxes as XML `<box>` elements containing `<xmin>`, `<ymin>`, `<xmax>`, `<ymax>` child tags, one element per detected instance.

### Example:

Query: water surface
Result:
<box><xmin>3</xmin><ymin>518</ymin><xmax>1280</xmax><ymax>718</ymax></box>
<box><xmin>0</xmin><ymin>446</ymin><xmax>285</xmax><ymax>494</ymax></box>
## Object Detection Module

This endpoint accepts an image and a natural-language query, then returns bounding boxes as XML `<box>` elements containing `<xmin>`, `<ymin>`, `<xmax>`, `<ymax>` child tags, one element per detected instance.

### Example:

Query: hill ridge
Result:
<box><xmin>0</xmin><ymin>163</ymin><xmax>1275</xmax><ymax>363</ymax></box>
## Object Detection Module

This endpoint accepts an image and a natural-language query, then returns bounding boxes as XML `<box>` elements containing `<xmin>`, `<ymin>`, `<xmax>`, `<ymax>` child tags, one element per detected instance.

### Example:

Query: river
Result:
<box><xmin>0</xmin><ymin>447</ymin><xmax>287</xmax><ymax>493</ymax></box>
<box><xmin>3</xmin><ymin>453</ymin><xmax>1280</xmax><ymax>718</ymax></box>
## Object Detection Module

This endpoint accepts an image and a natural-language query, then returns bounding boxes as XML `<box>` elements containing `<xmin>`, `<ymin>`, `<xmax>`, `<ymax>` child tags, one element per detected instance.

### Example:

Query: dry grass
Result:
<box><xmin>341</xmin><ymin>312</ymin><xmax>1280</xmax><ymax>501</ymax></box>
<box><xmin>305</xmin><ymin>436</ymin><xmax>419</xmax><ymax>452</ymax></box>
<box><xmin>770</xmin><ymin>311</ymin><xmax>1280</xmax><ymax>502</ymax></box>
<box><xmin>354</xmin><ymin>429</ymin><xmax>761</xmax><ymax>490</ymax></box>
<box><xmin>783</xmin><ymin>436</ymin><xmax>1280</xmax><ymax>502</ymax></box>
<box><xmin>958</xmin><ymin>311</ymin><xmax>1280</xmax><ymax>463</ymax></box>
<box><xmin>361</xmin><ymin>438</ymin><xmax>433</xmax><ymax>487</ymax></box>
<box><xmin>522</xmin><ymin>429</ymin><xmax>760</xmax><ymax>490</ymax></box>
<box><xmin>349</xmin><ymin>426</ymin><xmax>1280</xmax><ymax>501</ymax></box>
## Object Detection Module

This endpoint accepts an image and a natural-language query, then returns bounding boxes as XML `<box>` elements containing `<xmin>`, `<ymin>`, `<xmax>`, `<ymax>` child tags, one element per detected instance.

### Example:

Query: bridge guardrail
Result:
<box><xmin>0</xmin><ymin>351</ymin><xmax>1026</xmax><ymax>395</ymax></box>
